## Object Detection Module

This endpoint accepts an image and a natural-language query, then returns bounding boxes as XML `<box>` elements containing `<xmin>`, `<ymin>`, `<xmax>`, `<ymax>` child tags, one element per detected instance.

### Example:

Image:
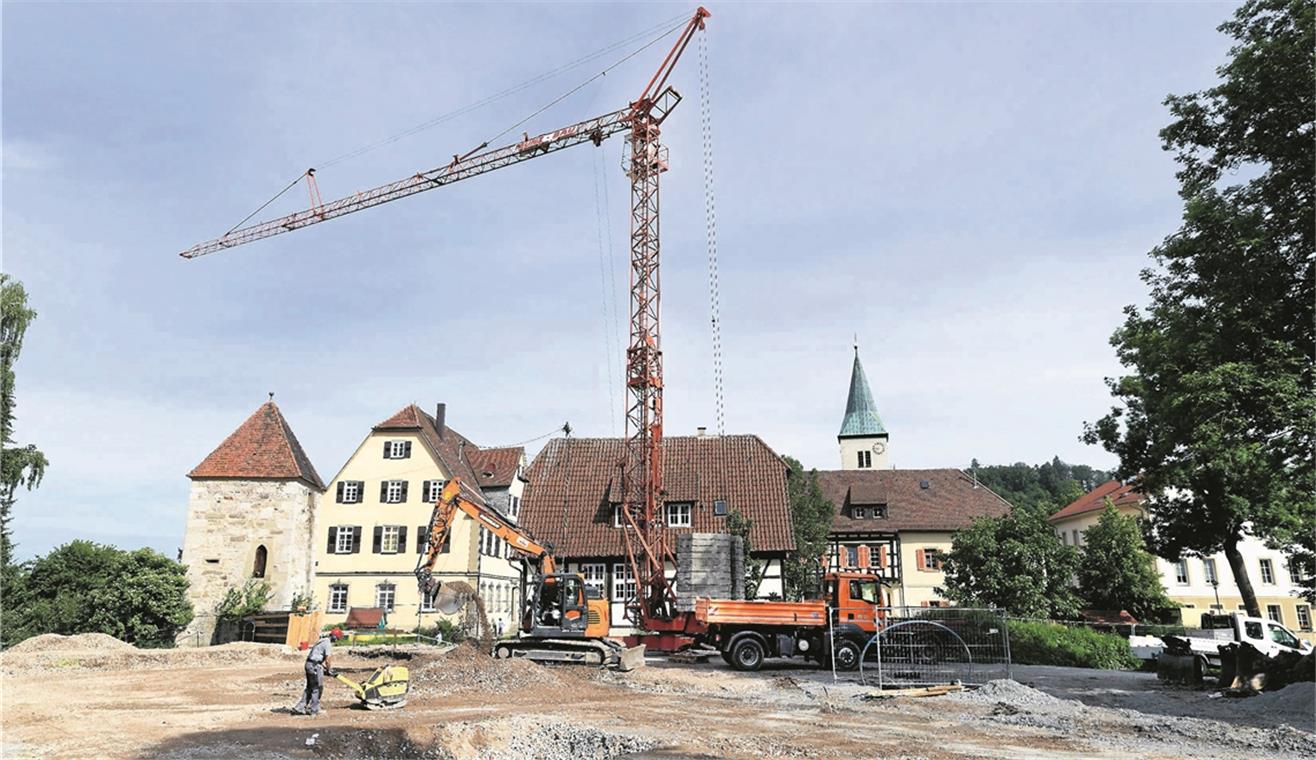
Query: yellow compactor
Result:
<box><xmin>331</xmin><ymin>665</ymin><xmax>410</xmax><ymax>709</ymax></box>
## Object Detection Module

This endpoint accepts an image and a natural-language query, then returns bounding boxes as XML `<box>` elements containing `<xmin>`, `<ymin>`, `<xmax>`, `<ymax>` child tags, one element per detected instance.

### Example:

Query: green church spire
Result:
<box><xmin>839</xmin><ymin>346</ymin><xmax>886</xmax><ymax>438</ymax></box>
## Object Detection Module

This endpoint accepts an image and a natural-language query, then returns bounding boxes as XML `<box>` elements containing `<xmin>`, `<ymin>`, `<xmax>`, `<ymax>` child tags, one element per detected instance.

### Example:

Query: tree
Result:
<box><xmin>8</xmin><ymin>540</ymin><xmax>193</xmax><ymax>648</ymax></box>
<box><xmin>0</xmin><ymin>274</ymin><xmax>48</xmax><ymax>610</ymax></box>
<box><xmin>725</xmin><ymin>508</ymin><xmax>761</xmax><ymax>599</ymax></box>
<box><xmin>1077</xmin><ymin>502</ymin><xmax>1174</xmax><ymax>619</ymax></box>
<box><xmin>1084</xmin><ymin>0</ymin><xmax>1315</xmax><ymax>615</ymax></box>
<box><xmin>939</xmin><ymin>509</ymin><xmax>1081</xmax><ymax>619</ymax></box>
<box><xmin>782</xmin><ymin>456</ymin><xmax>835</xmax><ymax>600</ymax></box>
<box><xmin>969</xmin><ymin>458</ymin><xmax>1112</xmax><ymax>515</ymax></box>
<box><xmin>214</xmin><ymin>579</ymin><xmax>273</xmax><ymax>620</ymax></box>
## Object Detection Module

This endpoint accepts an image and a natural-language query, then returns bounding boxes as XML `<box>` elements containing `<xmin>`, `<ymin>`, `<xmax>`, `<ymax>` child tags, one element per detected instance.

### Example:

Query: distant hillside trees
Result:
<box><xmin>968</xmin><ymin>457</ymin><xmax>1111</xmax><ymax>514</ymax></box>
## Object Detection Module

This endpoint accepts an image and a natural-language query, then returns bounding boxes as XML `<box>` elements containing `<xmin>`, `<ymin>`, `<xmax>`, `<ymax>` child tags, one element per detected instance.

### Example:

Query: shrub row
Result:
<box><xmin>1007</xmin><ymin>619</ymin><xmax>1141</xmax><ymax>670</ymax></box>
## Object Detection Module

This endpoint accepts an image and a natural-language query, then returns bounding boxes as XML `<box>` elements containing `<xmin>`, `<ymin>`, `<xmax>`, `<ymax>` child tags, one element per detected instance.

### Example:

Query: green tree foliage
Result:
<box><xmin>9</xmin><ymin>541</ymin><xmax>193</xmax><ymax>648</ymax></box>
<box><xmin>1084</xmin><ymin>0</ymin><xmax>1315</xmax><ymax>615</ymax></box>
<box><xmin>940</xmin><ymin>509</ymin><xmax>1081</xmax><ymax>619</ymax></box>
<box><xmin>214</xmin><ymin>579</ymin><xmax>273</xmax><ymax>620</ymax></box>
<box><xmin>0</xmin><ymin>274</ymin><xmax>48</xmax><ymax>606</ymax></box>
<box><xmin>725</xmin><ymin>508</ymin><xmax>761</xmax><ymax>599</ymax></box>
<box><xmin>782</xmin><ymin>456</ymin><xmax>835</xmax><ymax>600</ymax></box>
<box><xmin>1078</xmin><ymin>502</ymin><xmax>1174</xmax><ymax>619</ymax></box>
<box><xmin>968</xmin><ymin>457</ymin><xmax>1111</xmax><ymax>515</ymax></box>
<box><xmin>1007</xmin><ymin>619</ymin><xmax>1142</xmax><ymax>670</ymax></box>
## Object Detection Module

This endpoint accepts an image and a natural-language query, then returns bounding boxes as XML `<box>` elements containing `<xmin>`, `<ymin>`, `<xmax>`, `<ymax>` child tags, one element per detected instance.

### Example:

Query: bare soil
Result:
<box><xmin>2</xmin><ymin>638</ymin><xmax>1312</xmax><ymax>759</ymax></box>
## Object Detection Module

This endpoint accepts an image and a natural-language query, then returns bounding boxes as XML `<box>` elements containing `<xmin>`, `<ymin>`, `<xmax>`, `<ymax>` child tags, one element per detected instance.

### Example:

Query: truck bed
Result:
<box><xmin>694</xmin><ymin>598</ymin><xmax>828</xmax><ymax>627</ymax></box>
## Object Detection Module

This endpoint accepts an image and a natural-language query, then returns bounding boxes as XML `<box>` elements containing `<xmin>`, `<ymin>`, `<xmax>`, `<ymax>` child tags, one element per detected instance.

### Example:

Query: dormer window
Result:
<box><xmin>854</xmin><ymin>507</ymin><xmax>867</xmax><ymax>519</ymax></box>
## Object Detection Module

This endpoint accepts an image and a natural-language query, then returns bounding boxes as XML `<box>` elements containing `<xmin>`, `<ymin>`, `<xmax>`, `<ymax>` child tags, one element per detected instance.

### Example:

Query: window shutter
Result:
<box><xmin>327</xmin><ymin>526</ymin><xmax>338</xmax><ymax>554</ymax></box>
<box><xmin>336</xmin><ymin>482</ymin><xmax>345</xmax><ymax>503</ymax></box>
<box><xmin>417</xmin><ymin>526</ymin><xmax>427</xmax><ymax>554</ymax></box>
<box><xmin>399</xmin><ymin>481</ymin><xmax>408</xmax><ymax>502</ymax></box>
<box><xmin>857</xmin><ymin>545</ymin><xmax>871</xmax><ymax>569</ymax></box>
<box><xmin>920</xmin><ymin>601</ymin><xmax>930</xmax><ymax>608</ymax></box>
<box><xmin>916</xmin><ymin>549</ymin><xmax>926</xmax><ymax>571</ymax></box>
<box><xmin>383</xmin><ymin>440</ymin><xmax>392</xmax><ymax>458</ymax></box>
<box><xmin>403</xmin><ymin>441</ymin><xmax>412</xmax><ymax>458</ymax></box>
<box><xmin>380</xmin><ymin>482</ymin><xmax>389</xmax><ymax>502</ymax></box>
<box><xmin>398</xmin><ymin>526</ymin><xmax>408</xmax><ymax>553</ymax></box>
<box><xmin>354</xmin><ymin>481</ymin><xmax>365</xmax><ymax>503</ymax></box>
<box><xmin>422</xmin><ymin>481</ymin><xmax>431</xmax><ymax>503</ymax></box>
<box><xmin>878</xmin><ymin>546</ymin><xmax>888</xmax><ymax>569</ymax></box>
<box><xmin>350</xmin><ymin>526</ymin><xmax>362</xmax><ymax>554</ymax></box>
<box><xmin>372</xmin><ymin>526</ymin><xmax>383</xmax><ymax>554</ymax></box>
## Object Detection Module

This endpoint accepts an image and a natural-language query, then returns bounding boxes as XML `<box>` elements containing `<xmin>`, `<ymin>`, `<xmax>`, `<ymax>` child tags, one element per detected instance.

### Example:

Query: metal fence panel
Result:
<box><xmin>827</xmin><ymin>606</ymin><xmax>1011</xmax><ymax>687</ymax></box>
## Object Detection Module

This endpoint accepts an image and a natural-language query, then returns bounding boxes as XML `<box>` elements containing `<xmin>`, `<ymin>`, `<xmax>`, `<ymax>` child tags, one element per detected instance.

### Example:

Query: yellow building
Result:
<box><xmin>819</xmin><ymin>349</ymin><xmax>1012</xmax><ymax>607</ymax></box>
<box><xmin>314</xmin><ymin>403</ymin><xmax>527</xmax><ymax>633</ymax></box>
<box><xmin>1050</xmin><ymin>483</ymin><xmax>1313</xmax><ymax>641</ymax></box>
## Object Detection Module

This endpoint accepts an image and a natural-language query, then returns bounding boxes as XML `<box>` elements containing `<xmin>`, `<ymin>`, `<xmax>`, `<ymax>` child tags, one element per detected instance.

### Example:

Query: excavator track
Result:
<box><xmin>493</xmin><ymin>638</ymin><xmax>646</xmax><ymax>671</ymax></box>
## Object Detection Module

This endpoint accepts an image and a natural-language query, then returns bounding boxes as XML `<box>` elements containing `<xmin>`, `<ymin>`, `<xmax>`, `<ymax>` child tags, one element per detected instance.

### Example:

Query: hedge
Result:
<box><xmin>1007</xmin><ymin>619</ymin><xmax>1141</xmax><ymax>670</ymax></box>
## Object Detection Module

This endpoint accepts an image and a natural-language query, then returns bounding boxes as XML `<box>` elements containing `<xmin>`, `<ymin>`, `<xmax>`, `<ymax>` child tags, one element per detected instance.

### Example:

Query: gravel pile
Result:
<box><xmin>950</xmin><ymin>679</ymin><xmax>1067</xmax><ymax>708</ymax></box>
<box><xmin>409</xmin><ymin>644</ymin><xmax>560</xmax><ymax>696</ymax></box>
<box><xmin>1230</xmin><ymin>682</ymin><xmax>1316</xmax><ymax>727</ymax></box>
<box><xmin>434</xmin><ymin>715</ymin><xmax>656</xmax><ymax>760</ymax></box>
<box><xmin>5</xmin><ymin>633</ymin><xmax>134</xmax><ymax>654</ymax></box>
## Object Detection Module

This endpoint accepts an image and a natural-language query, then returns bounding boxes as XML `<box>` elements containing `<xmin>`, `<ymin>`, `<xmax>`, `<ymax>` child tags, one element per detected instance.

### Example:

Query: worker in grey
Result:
<box><xmin>294</xmin><ymin>627</ymin><xmax>343</xmax><ymax>715</ymax></box>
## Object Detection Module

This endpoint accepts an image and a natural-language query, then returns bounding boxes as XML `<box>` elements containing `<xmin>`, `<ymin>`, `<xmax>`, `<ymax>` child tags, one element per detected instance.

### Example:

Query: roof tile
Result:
<box><xmin>819</xmin><ymin>469</ymin><xmax>1010</xmax><ymax>533</ymax></box>
<box><xmin>189</xmin><ymin>401</ymin><xmax>324</xmax><ymax>489</ymax></box>
<box><xmin>1049</xmin><ymin>480</ymin><xmax>1143</xmax><ymax>523</ymax></box>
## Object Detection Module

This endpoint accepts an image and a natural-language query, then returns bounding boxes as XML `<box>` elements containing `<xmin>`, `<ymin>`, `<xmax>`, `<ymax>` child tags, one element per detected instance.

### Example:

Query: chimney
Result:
<box><xmin>434</xmin><ymin>403</ymin><xmax>446</xmax><ymax>438</ymax></box>
<box><xmin>696</xmin><ymin>426</ymin><xmax>707</xmax><ymax>438</ymax></box>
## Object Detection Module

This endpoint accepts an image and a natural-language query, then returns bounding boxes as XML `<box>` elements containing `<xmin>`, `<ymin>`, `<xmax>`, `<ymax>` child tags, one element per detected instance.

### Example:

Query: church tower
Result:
<box><xmin>838</xmin><ymin>347</ymin><xmax>889</xmax><ymax>470</ymax></box>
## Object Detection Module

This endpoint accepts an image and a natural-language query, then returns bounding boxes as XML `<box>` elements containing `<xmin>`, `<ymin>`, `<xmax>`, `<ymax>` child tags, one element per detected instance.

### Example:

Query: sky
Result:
<box><xmin>3</xmin><ymin>1</ymin><xmax>1238</xmax><ymax>560</ymax></box>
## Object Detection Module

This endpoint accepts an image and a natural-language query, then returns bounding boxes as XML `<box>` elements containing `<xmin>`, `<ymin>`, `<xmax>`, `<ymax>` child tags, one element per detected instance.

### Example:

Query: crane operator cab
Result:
<box><xmin>525</xmin><ymin>573</ymin><xmax>610</xmax><ymax>639</ymax></box>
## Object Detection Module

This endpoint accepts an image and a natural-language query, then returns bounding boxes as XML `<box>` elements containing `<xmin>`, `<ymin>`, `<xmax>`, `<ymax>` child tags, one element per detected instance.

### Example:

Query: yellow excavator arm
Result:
<box><xmin>414</xmin><ymin>478</ymin><xmax>555</xmax><ymax>598</ymax></box>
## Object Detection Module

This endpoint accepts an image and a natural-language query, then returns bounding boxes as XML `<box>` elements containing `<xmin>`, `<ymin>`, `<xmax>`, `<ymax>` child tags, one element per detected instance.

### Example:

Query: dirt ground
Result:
<box><xmin>2</xmin><ymin>637</ymin><xmax>1313</xmax><ymax>759</ymax></box>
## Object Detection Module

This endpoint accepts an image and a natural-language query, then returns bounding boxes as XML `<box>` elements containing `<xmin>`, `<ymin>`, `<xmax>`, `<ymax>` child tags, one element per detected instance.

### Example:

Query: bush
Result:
<box><xmin>214</xmin><ymin>579</ymin><xmax>271</xmax><ymax>620</ymax></box>
<box><xmin>1007</xmin><ymin>619</ymin><xmax>1140</xmax><ymax>670</ymax></box>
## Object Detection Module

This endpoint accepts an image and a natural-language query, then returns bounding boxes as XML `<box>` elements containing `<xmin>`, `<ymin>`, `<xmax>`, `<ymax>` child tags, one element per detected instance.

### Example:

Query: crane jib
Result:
<box><xmin>178</xmin><ymin>107</ymin><xmax>632</xmax><ymax>259</ymax></box>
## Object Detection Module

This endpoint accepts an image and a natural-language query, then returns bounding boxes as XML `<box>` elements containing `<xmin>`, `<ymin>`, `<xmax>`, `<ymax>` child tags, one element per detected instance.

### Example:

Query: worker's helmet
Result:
<box><xmin>330</xmin><ymin>627</ymin><xmax>344</xmax><ymax>640</ymax></box>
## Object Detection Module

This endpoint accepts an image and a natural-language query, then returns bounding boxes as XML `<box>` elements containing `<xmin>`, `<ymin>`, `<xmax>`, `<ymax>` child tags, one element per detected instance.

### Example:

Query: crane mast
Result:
<box><xmin>180</xmin><ymin>7</ymin><xmax>712</xmax><ymax>632</ymax></box>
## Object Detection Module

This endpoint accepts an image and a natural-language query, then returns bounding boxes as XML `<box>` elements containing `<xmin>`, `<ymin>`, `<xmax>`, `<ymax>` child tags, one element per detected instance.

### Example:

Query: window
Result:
<box><xmin>420</xmin><ymin>586</ymin><xmax>438</xmax><ymax>613</ymax></box>
<box><xmin>328</xmin><ymin>584</ymin><xmax>349</xmax><ymax>613</ymax></box>
<box><xmin>713</xmin><ymin>499</ymin><xmax>728</xmax><ymax>516</ymax></box>
<box><xmin>336</xmin><ymin>480</ymin><xmax>363</xmax><ymax>504</ymax></box>
<box><xmin>1175</xmin><ymin>559</ymin><xmax>1190</xmax><ymax>585</ymax></box>
<box><xmin>382</xmin><ymin>480</ymin><xmax>408</xmax><ymax>504</ymax></box>
<box><xmin>1244</xmin><ymin>620</ymin><xmax>1263</xmax><ymax>639</ymax></box>
<box><xmin>422</xmin><ymin>479</ymin><xmax>447</xmax><ymax>503</ymax></box>
<box><xmin>848</xmin><ymin>579</ymin><xmax>880</xmax><ymax>604</ymax></box>
<box><xmin>510</xmin><ymin>496</ymin><xmax>521</xmax><ymax>520</ymax></box>
<box><xmin>384</xmin><ymin>440</ymin><xmax>412</xmax><ymax>459</ymax></box>
<box><xmin>1266</xmin><ymin>604</ymin><xmax>1283</xmax><ymax>623</ymax></box>
<box><xmin>252</xmin><ymin>545</ymin><xmax>267</xmax><ymax>578</ymax></box>
<box><xmin>922</xmin><ymin>549</ymin><xmax>944</xmax><ymax>571</ymax></box>
<box><xmin>1059</xmin><ymin>531</ymin><xmax>1068</xmax><ymax>546</ymax></box>
<box><xmin>1297</xmin><ymin>605</ymin><xmax>1312</xmax><ymax>632</ymax></box>
<box><xmin>1260</xmin><ymin>558</ymin><xmax>1275</xmax><ymax>584</ymax></box>
<box><xmin>857</xmin><ymin>450</ymin><xmax>872</xmax><ymax>469</ymax></box>
<box><xmin>1269</xmin><ymin>622</ymin><xmax>1300</xmax><ymax>648</ymax></box>
<box><xmin>613</xmin><ymin>504</ymin><xmax>634</xmax><ymax>528</ymax></box>
<box><xmin>873</xmin><ymin>504</ymin><xmax>887</xmax><ymax>519</ymax></box>
<box><xmin>332</xmin><ymin>526</ymin><xmax>357</xmax><ymax>554</ymax></box>
<box><xmin>580</xmin><ymin>563</ymin><xmax>606</xmax><ymax>597</ymax></box>
<box><xmin>666</xmin><ymin>502</ymin><xmax>692</xmax><ymax>527</ymax></box>
<box><xmin>375</xmin><ymin>583</ymin><xmax>396</xmax><ymax>612</ymax></box>
<box><xmin>1203</xmin><ymin>558</ymin><xmax>1218</xmax><ymax>585</ymax></box>
<box><xmin>380</xmin><ymin>525</ymin><xmax>401</xmax><ymax>554</ymax></box>
<box><xmin>854</xmin><ymin>507</ymin><xmax>867</xmax><ymax>520</ymax></box>
<box><xmin>612</xmin><ymin>562</ymin><xmax>636</xmax><ymax>602</ymax></box>
<box><xmin>1072</xmin><ymin>530</ymin><xmax>1081</xmax><ymax>547</ymax></box>
<box><xmin>1291</xmin><ymin>563</ymin><xmax>1305</xmax><ymax>585</ymax></box>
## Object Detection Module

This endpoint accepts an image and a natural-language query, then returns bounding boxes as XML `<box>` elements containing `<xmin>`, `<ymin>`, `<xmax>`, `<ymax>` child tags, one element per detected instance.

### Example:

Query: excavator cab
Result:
<box><xmin>529</xmin><ymin>573</ymin><xmax>592</xmax><ymax>637</ymax></box>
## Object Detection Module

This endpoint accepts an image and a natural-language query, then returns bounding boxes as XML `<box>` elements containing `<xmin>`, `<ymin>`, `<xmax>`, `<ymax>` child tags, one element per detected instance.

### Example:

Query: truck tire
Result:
<box><xmin>831</xmin><ymin>639</ymin><xmax>861</xmax><ymax>671</ymax></box>
<box><xmin>729</xmin><ymin>636</ymin><xmax>766</xmax><ymax>672</ymax></box>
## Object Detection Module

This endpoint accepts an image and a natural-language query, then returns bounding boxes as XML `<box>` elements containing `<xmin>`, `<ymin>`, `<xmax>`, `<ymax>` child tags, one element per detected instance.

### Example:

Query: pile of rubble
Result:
<box><xmin>409</xmin><ymin>643</ymin><xmax>560</xmax><ymax>696</ymax></box>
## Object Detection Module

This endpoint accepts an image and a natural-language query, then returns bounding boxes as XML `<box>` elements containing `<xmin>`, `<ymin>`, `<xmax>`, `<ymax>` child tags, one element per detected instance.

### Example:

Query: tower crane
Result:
<box><xmin>180</xmin><ymin>8</ymin><xmax>711</xmax><ymax>630</ymax></box>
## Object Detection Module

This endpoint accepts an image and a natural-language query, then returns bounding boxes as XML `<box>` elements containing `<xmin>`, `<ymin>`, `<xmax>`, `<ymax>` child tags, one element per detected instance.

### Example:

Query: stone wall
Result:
<box><xmin>177</xmin><ymin>478</ymin><xmax>318</xmax><ymax>646</ymax></box>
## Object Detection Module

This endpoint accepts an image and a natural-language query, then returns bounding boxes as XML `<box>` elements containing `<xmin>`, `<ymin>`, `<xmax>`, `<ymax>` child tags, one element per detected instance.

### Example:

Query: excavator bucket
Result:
<box><xmin>615</xmin><ymin>643</ymin><xmax>647</xmax><ymax>672</ymax></box>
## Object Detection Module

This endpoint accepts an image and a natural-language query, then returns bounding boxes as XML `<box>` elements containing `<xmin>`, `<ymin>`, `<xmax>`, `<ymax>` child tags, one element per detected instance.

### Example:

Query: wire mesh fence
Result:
<box><xmin>827</xmin><ymin>606</ymin><xmax>1011</xmax><ymax>688</ymax></box>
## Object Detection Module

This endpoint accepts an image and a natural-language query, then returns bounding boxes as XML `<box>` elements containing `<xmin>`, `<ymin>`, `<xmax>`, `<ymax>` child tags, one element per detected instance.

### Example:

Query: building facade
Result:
<box><xmin>313</xmin><ymin>403</ymin><xmax>526</xmax><ymax>634</ymax></box>
<box><xmin>178</xmin><ymin>399</ymin><xmax>324</xmax><ymax>645</ymax></box>
<box><xmin>520</xmin><ymin>433</ymin><xmax>796</xmax><ymax>633</ymax></box>
<box><xmin>820</xmin><ymin>349</ymin><xmax>1013</xmax><ymax>607</ymax></box>
<box><xmin>1050</xmin><ymin>483</ymin><xmax>1313</xmax><ymax>640</ymax></box>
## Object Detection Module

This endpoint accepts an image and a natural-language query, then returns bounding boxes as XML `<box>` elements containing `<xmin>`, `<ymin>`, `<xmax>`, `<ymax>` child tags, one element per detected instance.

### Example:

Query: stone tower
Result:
<box><xmin>178</xmin><ymin>398</ymin><xmax>324</xmax><ymax>645</ymax></box>
<box><xmin>838</xmin><ymin>347</ymin><xmax>889</xmax><ymax>470</ymax></box>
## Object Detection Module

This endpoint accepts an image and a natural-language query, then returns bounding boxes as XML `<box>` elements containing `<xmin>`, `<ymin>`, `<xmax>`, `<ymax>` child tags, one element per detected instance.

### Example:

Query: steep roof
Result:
<box><xmin>1049</xmin><ymin>480</ymin><xmax>1144</xmax><ymax>524</ymax></box>
<box><xmin>372</xmin><ymin>404</ymin><xmax>486</xmax><ymax>506</ymax></box>
<box><xmin>470</xmin><ymin>446</ymin><xmax>525</xmax><ymax>489</ymax></box>
<box><xmin>839</xmin><ymin>350</ymin><xmax>886</xmax><ymax>438</ymax></box>
<box><xmin>521</xmin><ymin>435</ymin><xmax>795</xmax><ymax>558</ymax></box>
<box><xmin>189</xmin><ymin>400</ymin><xmax>324</xmax><ymax>489</ymax></box>
<box><xmin>818</xmin><ymin>469</ymin><xmax>1010</xmax><ymax>533</ymax></box>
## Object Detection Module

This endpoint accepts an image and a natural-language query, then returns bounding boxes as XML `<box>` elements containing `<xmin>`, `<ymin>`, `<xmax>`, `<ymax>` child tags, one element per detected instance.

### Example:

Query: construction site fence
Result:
<box><xmin>828</xmin><ymin>606</ymin><xmax>1012</xmax><ymax>688</ymax></box>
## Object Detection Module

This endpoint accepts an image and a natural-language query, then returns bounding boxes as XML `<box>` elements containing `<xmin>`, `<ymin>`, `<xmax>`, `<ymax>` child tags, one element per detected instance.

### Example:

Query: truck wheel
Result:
<box><xmin>719</xmin><ymin>650</ymin><xmax>734</xmax><ymax>665</ymax></box>
<box><xmin>729</xmin><ymin>637</ymin><xmax>765</xmax><ymax>672</ymax></box>
<box><xmin>831</xmin><ymin>640</ymin><xmax>861</xmax><ymax>671</ymax></box>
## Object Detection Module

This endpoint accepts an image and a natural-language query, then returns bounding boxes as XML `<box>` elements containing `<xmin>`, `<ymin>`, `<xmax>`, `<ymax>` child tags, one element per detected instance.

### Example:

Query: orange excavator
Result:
<box><xmin>415</xmin><ymin>479</ymin><xmax>645</xmax><ymax>670</ymax></box>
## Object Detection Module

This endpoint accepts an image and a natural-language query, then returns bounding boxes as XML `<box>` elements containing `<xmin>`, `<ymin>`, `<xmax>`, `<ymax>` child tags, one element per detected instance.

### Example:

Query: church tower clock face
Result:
<box><xmin>872</xmin><ymin>442</ymin><xmax>887</xmax><ymax>455</ymax></box>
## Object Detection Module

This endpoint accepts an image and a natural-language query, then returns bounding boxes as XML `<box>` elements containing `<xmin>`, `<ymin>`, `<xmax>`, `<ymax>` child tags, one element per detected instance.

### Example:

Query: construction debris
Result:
<box><xmin>863</xmin><ymin>683</ymin><xmax>965</xmax><ymax>699</ymax></box>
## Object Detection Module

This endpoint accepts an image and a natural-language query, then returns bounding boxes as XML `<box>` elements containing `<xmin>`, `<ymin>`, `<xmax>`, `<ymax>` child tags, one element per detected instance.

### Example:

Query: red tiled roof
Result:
<box><xmin>520</xmin><ymin>435</ymin><xmax>795</xmax><ymax>558</ymax></box>
<box><xmin>1049</xmin><ymin>480</ymin><xmax>1143</xmax><ymax>523</ymax></box>
<box><xmin>818</xmin><ymin>469</ymin><xmax>1011</xmax><ymax>533</ymax></box>
<box><xmin>189</xmin><ymin>401</ymin><xmax>324</xmax><ymax>489</ymax></box>
<box><xmin>372</xmin><ymin>404</ymin><xmax>486</xmax><ymax>506</ymax></box>
<box><xmin>470</xmin><ymin>447</ymin><xmax>524</xmax><ymax>488</ymax></box>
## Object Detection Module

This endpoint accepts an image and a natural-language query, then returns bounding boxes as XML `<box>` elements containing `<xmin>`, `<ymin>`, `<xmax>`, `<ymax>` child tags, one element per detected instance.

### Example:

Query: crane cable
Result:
<box><xmin>699</xmin><ymin>29</ymin><xmax>730</xmax><ymax>514</ymax></box>
<box><xmin>593</xmin><ymin>147</ymin><xmax>621</xmax><ymax>437</ymax></box>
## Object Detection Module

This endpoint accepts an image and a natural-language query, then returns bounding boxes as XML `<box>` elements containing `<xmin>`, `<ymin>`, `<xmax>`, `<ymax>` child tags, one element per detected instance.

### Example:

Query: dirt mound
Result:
<box><xmin>1230</xmin><ymin>683</ymin><xmax>1316</xmax><ymax>727</ymax></box>
<box><xmin>0</xmin><ymin>640</ymin><xmax>297</xmax><ymax>675</ymax></box>
<box><xmin>410</xmin><ymin>644</ymin><xmax>560</xmax><ymax>696</ymax></box>
<box><xmin>951</xmin><ymin>679</ymin><xmax>1066</xmax><ymax>708</ymax></box>
<box><xmin>6</xmin><ymin>633</ymin><xmax>134</xmax><ymax>654</ymax></box>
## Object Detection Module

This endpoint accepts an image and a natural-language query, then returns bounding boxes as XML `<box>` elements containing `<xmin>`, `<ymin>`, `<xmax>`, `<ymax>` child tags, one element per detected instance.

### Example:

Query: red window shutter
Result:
<box><xmin>916</xmin><ymin>549</ymin><xmax>926</xmax><ymax>571</ymax></box>
<box><xmin>878</xmin><ymin>546</ymin><xmax>888</xmax><ymax>569</ymax></box>
<box><xmin>920</xmin><ymin>601</ymin><xmax>930</xmax><ymax>608</ymax></box>
<box><xmin>857</xmin><ymin>545</ymin><xmax>871</xmax><ymax>569</ymax></box>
